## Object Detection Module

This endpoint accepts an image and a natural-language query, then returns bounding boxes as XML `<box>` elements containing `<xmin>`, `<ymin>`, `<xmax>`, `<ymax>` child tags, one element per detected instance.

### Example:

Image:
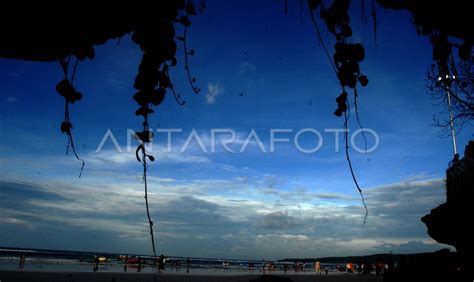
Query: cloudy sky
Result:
<box><xmin>0</xmin><ymin>1</ymin><xmax>472</xmax><ymax>260</ymax></box>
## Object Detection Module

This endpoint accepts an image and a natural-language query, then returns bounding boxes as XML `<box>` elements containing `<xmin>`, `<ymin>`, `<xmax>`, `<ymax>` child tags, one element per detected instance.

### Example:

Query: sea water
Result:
<box><xmin>0</xmin><ymin>247</ymin><xmax>341</xmax><ymax>275</ymax></box>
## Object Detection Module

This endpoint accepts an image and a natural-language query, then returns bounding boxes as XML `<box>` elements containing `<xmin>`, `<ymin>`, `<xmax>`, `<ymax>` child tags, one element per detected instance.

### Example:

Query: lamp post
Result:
<box><xmin>438</xmin><ymin>74</ymin><xmax>458</xmax><ymax>156</ymax></box>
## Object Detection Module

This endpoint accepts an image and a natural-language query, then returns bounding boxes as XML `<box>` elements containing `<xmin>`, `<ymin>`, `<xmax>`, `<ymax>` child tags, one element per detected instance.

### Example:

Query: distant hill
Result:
<box><xmin>279</xmin><ymin>248</ymin><xmax>456</xmax><ymax>264</ymax></box>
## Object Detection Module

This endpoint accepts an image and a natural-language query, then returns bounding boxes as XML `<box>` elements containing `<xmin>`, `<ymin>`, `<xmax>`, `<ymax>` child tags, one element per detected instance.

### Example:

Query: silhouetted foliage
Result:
<box><xmin>427</xmin><ymin>60</ymin><xmax>474</xmax><ymax>136</ymax></box>
<box><xmin>56</xmin><ymin>57</ymin><xmax>85</xmax><ymax>177</ymax></box>
<box><xmin>376</xmin><ymin>0</ymin><xmax>473</xmax><ymax>130</ymax></box>
<box><xmin>1</xmin><ymin>1</ymin><xmax>473</xmax><ymax>277</ymax></box>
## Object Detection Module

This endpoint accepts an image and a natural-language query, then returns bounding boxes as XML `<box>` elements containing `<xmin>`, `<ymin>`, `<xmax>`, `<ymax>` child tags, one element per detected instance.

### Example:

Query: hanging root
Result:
<box><xmin>137</xmin><ymin>143</ymin><xmax>158</xmax><ymax>274</ymax></box>
<box><xmin>307</xmin><ymin>0</ymin><xmax>369</xmax><ymax>225</ymax></box>
<box><xmin>164</xmin><ymin>68</ymin><xmax>186</xmax><ymax>105</ymax></box>
<box><xmin>361</xmin><ymin>0</ymin><xmax>368</xmax><ymax>24</ymax></box>
<box><xmin>344</xmin><ymin>111</ymin><xmax>369</xmax><ymax>225</ymax></box>
<box><xmin>59</xmin><ymin>58</ymin><xmax>85</xmax><ymax>178</ymax></box>
<box><xmin>180</xmin><ymin>22</ymin><xmax>201</xmax><ymax>95</ymax></box>
<box><xmin>63</xmin><ymin>100</ymin><xmax>85</xmax><ymax>178</ymax></box>
<box><xmin>309</xmin><ymin>7</ymin><xmax>338</xmax><ymax>74</ymax></box>
<box><xmin>354</xmin><ymin>89</ymin><xmax>368</xmax><ymax>152</ymax></box>
<box><xmin>371</xmin><ymin>0</ymin><xmax>377</xmax><ymax>49</ymax></box>
<box><xmin>67</xmin><ymin>128</ymin><xmax>85</xmax><ymax>178</ymax></box>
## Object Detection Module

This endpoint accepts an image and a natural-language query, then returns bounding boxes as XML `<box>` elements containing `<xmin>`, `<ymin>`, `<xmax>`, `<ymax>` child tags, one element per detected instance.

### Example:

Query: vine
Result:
<box><xmin>177</xmin><ymin>16</ymin><xmax>201</xmax><ymax>95</ymax></box>
<box><xmin>308</xmin><ymin>0</ymin><xmax>369</xmax><ymax>223</ymax></box>
<box><xmin>56</xmin><ymin>57</ymin><xmax>86</xmax><ymax>177</ymax></box>
<box><xmin>130</xmin><ymin>0</ymin><xmax>201</xmax><ymax>270</ymax></box>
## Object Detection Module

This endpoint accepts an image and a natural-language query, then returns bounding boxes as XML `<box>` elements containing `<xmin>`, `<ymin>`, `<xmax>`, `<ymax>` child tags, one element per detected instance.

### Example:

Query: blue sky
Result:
<box><xmin>0</xmin><ymin>1</ymin><xmax>472</xmax><ymax>260</ymax></box>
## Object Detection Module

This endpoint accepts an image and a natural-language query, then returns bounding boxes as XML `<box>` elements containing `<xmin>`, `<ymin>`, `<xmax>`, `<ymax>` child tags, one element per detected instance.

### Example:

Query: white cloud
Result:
<box><xmin>0</xmin><ymin>176</ymin><xmax>452</xmax><ymax>259</ymax></box>
<box><xmin>88</xmin><ymin>149</ymin><xmax>211</xmax><ymax>166</ymax></box>
<box><xmin>316</xmin><ymin>193</ymin><xmax>354</xmax><ymax>201</ymax></box>
<box><xmin>0</xmin><ymin>215</ymin><xmax>33</xmax><ymax>228</ymax></box>
<box><xmin>205</xmin><ymin>82</ymin><xmax>223</xmax><ymax>104</ymax></box>
<box><xmin>256</xmin><ymin>233</ymin><xmax>309</xmax><ymax>241</ymax></box>
<box><xmin>255</xmin><ymin>211</ymin><xmax>302</xmax><ymax>230</ymax></box>
<box><xmin>370</xmin><ymin>240</ymin><xmax>449</xmax><ymax>254</ymax></box>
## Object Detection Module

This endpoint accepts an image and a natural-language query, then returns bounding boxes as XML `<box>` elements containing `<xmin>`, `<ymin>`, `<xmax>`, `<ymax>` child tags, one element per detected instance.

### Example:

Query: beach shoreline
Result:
<box><xmin>0</xmin><ymin>270</ymin><xmax>383</xmax><ymax>282</ymax></box>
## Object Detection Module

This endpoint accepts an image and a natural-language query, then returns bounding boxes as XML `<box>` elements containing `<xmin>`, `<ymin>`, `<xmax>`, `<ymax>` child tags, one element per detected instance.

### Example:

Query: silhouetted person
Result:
<box><xmin>137</xmin><ymin>256</ymin><xmax>142</xmax><ymax>272</ymax></box>
<box><xmin>325</xmin><ymin>266</ymin><xmax>328</xmax><ymax>275</ymax></box>
<box><xmin>187</xmin><ymin>257</ymin><xmax>190</xmax><ymax>273</ymax></box>
<box><xmin>123</xmin><ymin>255</ymin><xmax>128</xmax><ymax>272</ymax></box>
<box><xmin>158</xmin><ymin>254</ymin><xmax>165</xmax><ymax>273</ymax></box>
<box><xmin>93</xmin><ymin>256</ymin><xmax>99</xmax><ymax>272</ymax></box>
<box><xmin>18</xmin><ymin>255</ymin><xmax>25</xmax><ymax>269</ymax></box>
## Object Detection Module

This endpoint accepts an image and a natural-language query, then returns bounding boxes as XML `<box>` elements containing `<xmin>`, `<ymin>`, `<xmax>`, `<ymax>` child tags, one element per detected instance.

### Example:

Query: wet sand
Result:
<box><xmin>1</xmin><ymin>270</ymin><xmax>383</xmax><ymax>282</ymax></box>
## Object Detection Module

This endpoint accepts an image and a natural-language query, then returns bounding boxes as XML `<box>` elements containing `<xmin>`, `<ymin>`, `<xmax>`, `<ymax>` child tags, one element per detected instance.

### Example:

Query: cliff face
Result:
<box><xmin>421</xmin><ymin>140</ymin><xmax>474</xmax><ymax>273</ymax></box>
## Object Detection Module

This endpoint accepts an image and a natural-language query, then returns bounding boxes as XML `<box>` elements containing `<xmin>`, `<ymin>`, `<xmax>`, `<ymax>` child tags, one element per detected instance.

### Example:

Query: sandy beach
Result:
<box><xmin>0</xmin><ymin>270</ymin><xmax>383</xmax><ymax>282</ymax></box>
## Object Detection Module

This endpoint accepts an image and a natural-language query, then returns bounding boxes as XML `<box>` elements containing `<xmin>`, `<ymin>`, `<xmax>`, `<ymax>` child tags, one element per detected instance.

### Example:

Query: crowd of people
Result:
<box><xmin>16</xmin><ymin>252</ymin><xmax>396</xmax><ymax>276</ymax></box>
<box><xmin>89</xmin><ymin>254</ymin><xmax>192</xmax><ymax>274</ymax></box>
<box><xmin>259</xmin><ymin>259</ymin><xmax>394</xmax><ymax>276</ymax></box>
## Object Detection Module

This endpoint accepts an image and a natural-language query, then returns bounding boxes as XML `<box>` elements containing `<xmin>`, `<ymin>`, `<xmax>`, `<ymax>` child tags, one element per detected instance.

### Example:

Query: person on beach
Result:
<box><xmin>18</xmin><ymin>254</ymin><xmax>26</xmax><ymax>269</ymax></box>
<box><xmin>93</xmin><ymin>256</ymin><xmax>99</xmax><ymax>272</ymax></box>
<box><xmin>383</xmin><ymin>263</ymin><xmax>389</xmax><ymax>275</ymax></box>
<box><xmin>123</xmin><ymin>255</ymin><xmax>128</xmax><ymax>272</ymax></box>
<box><xmin>186</xmin><ymin>257</ymin><xmax>190</xmax><ymax>273</ymax></box>
<box><xmin>315</xmin><ymin>261</ymin><xmax>321</xmax><ymax>275</ymax></box>
<box><xmin>158</xmin><ymin>254</ymin><xmax>165</xmax><ymax>273</ymax></box>
<box><xmin>325</xmin><ymin>266</ymin><xmax>328</xmax><ymax>275</ymax></box>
